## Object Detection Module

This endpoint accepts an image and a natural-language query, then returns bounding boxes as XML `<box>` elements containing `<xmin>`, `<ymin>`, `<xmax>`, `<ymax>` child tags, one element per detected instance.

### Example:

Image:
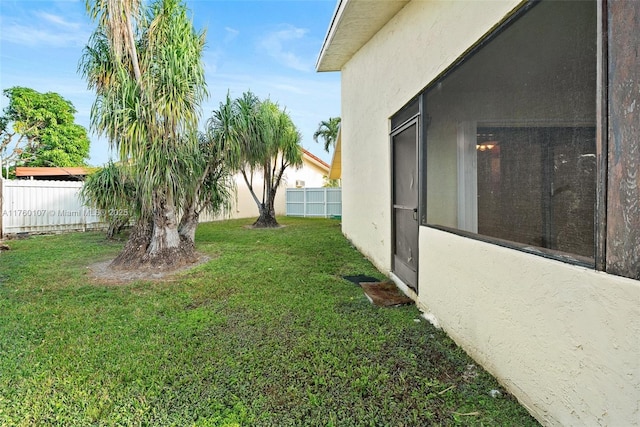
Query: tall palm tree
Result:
<box><xmin>313</xmin><ymin>117</ymin><xmax>341</xmax><ymax>153</ymax></box>
<box><xmin>81</xmin><ymin>0</ymin><xmax>207</xmax><ymax>267</ymax></box>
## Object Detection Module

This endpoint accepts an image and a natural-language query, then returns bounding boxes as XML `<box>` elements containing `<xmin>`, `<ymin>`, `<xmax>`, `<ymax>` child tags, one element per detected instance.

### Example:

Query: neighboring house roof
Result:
<box><xmin>328</xmin><ymin>128</ymin><xmax>342</xmax><ymax>180</ymax></box>
<box><xmin>15</xmin><ymin>167</ymin><xmax>94</xmax><ymax>180</ymax></box>
<box><xmin>316</xmin><ymin>0</ymin><xmax>410</xmax><ymax>72</ymax></box>
<box><xmin>302</xmin><ymin>149</ymin><xmax>330</xmax><ymax>173</ymax></box>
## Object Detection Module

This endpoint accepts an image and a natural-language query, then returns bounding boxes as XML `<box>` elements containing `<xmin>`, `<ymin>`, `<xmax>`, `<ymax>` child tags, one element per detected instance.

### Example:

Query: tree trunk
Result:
<box><xmin>105</xmin><ymin>221</ymin><xmax>121</xmax><ymax>240</ymax></box>
<box><xmin>144</xmin><ymin>191</ymin><xmax>195</xmax><ymax>266</ymax></box>
<box><xmin>253</xmin><ymin>204</ymin><xmax>279</xmax><ymax>228</ymax></box>
<box><xmin>110</xmin><ymin>218</ymin><xmax>152</xmax><ymax>268</ymax></box>
<box><xmin>252</xmin><ymin>188</ymin><xmax>279</xmax><ymax>228</ymax></box>
<box><xmin>147</xmin><ymin>192</ymin><xmax>181</xmax><ymax>255</ymax></box>
<box><xmin>178</xmin><ymin>202</ymin><xmax>199</xmax><ymax>244</ymax></box>
<box><xmin>111</xmin><ymin>192</ymin><xmax>196</xmax><ymax>270</ymax></box>
<box><xmin>105</xmin><ymin>216</ymin><xmax>128</xmax><ymax>239</ymax></box>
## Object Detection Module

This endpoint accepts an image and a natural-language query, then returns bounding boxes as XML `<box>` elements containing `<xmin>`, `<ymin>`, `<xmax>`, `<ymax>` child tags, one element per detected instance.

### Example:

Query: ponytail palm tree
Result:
<box><xmin>81</xmin><ymin>0</ymin><xmax>207</xmax><ymax>267</ymax></box>
<box><xmin>177</xmin><ymin>129</ymin><xmax>236</xmax><ymax>243</ymax></box>
<box><xmin>208</xmin><ymin>92</ymin><xmax>303</xmax><ymax>228</ymax></box>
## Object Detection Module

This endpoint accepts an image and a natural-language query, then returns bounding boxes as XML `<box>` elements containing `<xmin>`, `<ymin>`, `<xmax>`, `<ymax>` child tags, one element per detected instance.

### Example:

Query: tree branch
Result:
<box><xmin>241</xmin><ymin>168</ymin><xmax>262</xmax><ymax>208</ymax></box>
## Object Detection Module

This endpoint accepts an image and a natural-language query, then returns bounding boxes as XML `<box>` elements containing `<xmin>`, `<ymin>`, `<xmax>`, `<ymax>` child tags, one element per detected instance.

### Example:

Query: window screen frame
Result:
<box><xmin>410</xmin><ymin>0</ymin><xmax>605</xmax><ymax>269</ymax></box>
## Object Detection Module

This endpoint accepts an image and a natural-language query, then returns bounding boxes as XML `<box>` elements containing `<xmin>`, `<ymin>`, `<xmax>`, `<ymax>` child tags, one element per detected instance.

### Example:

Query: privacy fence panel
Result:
<box><xmin>1</xmin><ymin>179</ymin><xmax>105</xmax><ymax>235</ymax></box>
<box><xmin>285</xmin><ymin>187</ymin><xmax>341</xmax><ymax>218</ymax></box>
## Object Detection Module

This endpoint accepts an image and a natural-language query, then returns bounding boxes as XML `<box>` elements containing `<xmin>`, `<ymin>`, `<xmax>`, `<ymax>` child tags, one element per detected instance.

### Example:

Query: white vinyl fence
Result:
<box><xmin>1</xmin><ymin>179</ymin><xmax>105</xmax><ymax>236</ymax></box>
<box><xmin>285</xmin><ymin>187</ymin><xmax>341</xmax><ymax>218</ymax></box>
<box><xmin>0</xmin><ymin>179</ymin><xmax>331</xmax><ymax>237</ymax></box>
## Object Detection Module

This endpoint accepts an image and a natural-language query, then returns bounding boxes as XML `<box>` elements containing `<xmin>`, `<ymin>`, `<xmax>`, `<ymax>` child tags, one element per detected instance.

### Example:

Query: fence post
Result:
<box><xmin>324</xmin><ymin>187</ymin><xmax>327</xmax><ymax>218</ymax></box>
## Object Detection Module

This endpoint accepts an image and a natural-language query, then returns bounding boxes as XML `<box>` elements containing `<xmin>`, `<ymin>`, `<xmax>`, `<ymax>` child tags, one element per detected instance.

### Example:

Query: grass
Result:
<box><xmin>0</xmin><ymin>217</ymin><xmax>539</xmax><ymax>426</ymax></box>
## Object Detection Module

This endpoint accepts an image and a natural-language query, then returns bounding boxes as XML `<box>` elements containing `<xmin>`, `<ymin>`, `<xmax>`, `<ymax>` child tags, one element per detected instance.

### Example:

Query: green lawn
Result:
<box><xmin>0</xmin><ymin>217</ymin><xmax>538</xmax><ymax>426</ymax></box>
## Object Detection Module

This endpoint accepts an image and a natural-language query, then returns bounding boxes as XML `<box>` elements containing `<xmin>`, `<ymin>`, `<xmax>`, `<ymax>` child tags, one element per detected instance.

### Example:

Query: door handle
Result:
<box><xmin>413</xmin><ymin>208</ymin><xmax>418</xmax><ymax>221</ymax></box>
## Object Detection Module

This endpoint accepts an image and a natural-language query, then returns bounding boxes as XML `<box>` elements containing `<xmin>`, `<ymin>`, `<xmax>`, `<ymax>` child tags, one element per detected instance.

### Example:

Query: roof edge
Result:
<box><xmin>316</xmin><ymin>0</ymin><xmax>410</xmax><ymax>72</ymax></box>
<box><xmin>315</xmin><ymin>0</ymin><xmax>347</xmax><ymax>72</ymax></box>
<box><xmin>302</xmin><ymin>149</ymin><xmax>330</xmax><ymax>171</ymax></box>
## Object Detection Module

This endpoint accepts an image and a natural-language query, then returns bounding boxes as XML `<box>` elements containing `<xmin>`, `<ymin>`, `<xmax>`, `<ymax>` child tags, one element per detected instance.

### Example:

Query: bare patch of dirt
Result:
<box><xmin>88</xmin><ymin>253</ymin><xmax>213</xmax><ymax>285</ymax></box>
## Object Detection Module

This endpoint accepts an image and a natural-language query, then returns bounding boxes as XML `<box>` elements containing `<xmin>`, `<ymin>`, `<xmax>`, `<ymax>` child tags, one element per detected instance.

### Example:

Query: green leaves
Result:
<box><xmin>0</xmin><ymin>87</ymin><xmax>90</xmax><ymax>167</ymax></box>
<box><xmin>313</xmin><ymin>116</ymin><xmax>341</xmax><ymax>153</ymax></box>
<box><xmin>82</xmin><ymin>0</ymin><xmax>209</xmax><ymax>227</ymax></box>
<box><xmin>207</xmin><ymin>91</ymin><xmax>303</xmax><ymax>226</ymax></box>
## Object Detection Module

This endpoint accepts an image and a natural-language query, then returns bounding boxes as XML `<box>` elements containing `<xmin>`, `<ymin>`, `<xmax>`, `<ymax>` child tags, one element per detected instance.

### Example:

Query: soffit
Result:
<box><xmin>316</xmin><ymin>0</ymin><xmax>410</xmax><ymax>72</ymax></box>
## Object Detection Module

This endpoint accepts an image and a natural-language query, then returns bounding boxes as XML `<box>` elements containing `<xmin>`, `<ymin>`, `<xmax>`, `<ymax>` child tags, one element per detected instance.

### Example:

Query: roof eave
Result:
<box><xmin>15</xmin><ymin>166</ymin><xmax>94</xmax><ymax>177</ymax></box>
<box><xmin>316</xmin><ymin>0</ymin><xmax>411</xmax><ymax>72</ymax></box>
<box><xmin>302</xmin><ymin>149</ymin><xmax>330</xmax><ymax>172</ymax></box>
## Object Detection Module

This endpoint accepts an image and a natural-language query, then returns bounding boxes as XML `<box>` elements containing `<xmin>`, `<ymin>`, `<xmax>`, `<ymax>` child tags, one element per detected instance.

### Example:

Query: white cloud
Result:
<box><xmin>258</xmin><ymin>25</ymin><xmax>312</xmax><ymax>72</ymax></box>
<box><xmin>270</xmin><ymin>83</ymin><xmax>308</xmax><ymax>96</ymax></box>
<box><xmin>35</xmin><ymin>11</ymin><xmax>82</xmax><ymax>30</ymax></box>
<box><xmin>0</xmin><ymin>14</ymin><xmax>89</xmax><ymax>48</ymax></box>
<box><xmin>224</xmin><ymin>27</ymin><xmax>239</xmax><ymax>44</ymax></box>
<box><xmin>202</xmin><ymin>49</ymin><xmax>222</xmax><ymax>74</ymax></box>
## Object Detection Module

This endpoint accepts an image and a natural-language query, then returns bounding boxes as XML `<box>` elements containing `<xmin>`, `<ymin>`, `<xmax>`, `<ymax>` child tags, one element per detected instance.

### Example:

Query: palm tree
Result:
<box><xmin>208</xmin><ymin>92</ymin><xmax>303</xmax><ymax>228</ymax></box>
<box><xmin>313</xmin><ymin>117</ymin><xmax>341</xmax><ymax>153</ymax></box>
<box><xmin>84</xmin><ymin>0</ymin><xmax>142</xmax><ymax>82</ymax></box>
<box><xmin>81</xmin><ymin>0</ymin><xmax>207</xmax><ymax>267</ymax></box>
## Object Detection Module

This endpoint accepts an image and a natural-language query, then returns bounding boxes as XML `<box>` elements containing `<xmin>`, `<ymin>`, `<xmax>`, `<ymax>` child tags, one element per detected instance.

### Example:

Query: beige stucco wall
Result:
<box><xmin>199</xmin><ymin>173</ymin><xmax>285</xmax><ymax>222</ymax></box>
<box><xmin>284</xmin><ymin>160</ymin><xmax>329</xmax><ymax>188</ymax></box>
<box><xmin>419</xmin><ymin>227</ymin><xmax>640</xmax><ymax>426</ymax></box>
<box><xmin>338</xmin><ymin>0</ymin><xmax>639</xmax><ymax>425</ymax></box>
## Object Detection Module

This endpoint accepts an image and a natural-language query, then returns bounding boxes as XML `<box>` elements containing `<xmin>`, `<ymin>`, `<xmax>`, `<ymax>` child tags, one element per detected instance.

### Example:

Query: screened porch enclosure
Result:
<box><xmin>476</xmin><ymin>126</ymin><xmax>596</xmax><ymax>258</ymax></box>
<box><xmin>422</xmin><ymin>0</ymin><xmax>597</xmax><ymax>262</ymax></box>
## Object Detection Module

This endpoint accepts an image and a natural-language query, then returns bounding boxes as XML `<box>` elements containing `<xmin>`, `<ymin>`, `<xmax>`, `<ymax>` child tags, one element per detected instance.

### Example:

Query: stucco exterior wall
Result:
<box><xmin>338</xmin><ymin>0</ymin><xmax>639</xmax><ymax>425</ymax></box>
<box><xmin>341</xmin><ymin>0</ymin><xmax>522</xmax><ymax>272</ymax></box>
<box><xmin>419</xmin><ymin>227</ymin><xmax>640</xmax><ymax>426</ymax></box>
<box><xmin>285</xmin><ymin>161</ymin><xmax>328</xmax><ymax>188</ymax></box>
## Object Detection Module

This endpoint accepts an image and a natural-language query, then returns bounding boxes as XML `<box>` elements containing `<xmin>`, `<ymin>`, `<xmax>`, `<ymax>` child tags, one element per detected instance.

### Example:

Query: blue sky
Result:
<box><xmin>0</xmin><ymin>0</ymin><xmax>341</xmax><ymax>166</ymax></box>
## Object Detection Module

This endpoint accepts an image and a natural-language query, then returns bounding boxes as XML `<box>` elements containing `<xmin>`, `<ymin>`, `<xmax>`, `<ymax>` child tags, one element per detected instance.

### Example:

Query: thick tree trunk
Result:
<box><xmin>110</xmin><ymin>219</ymin><xmax>152</xmax><ymax>268</ymax></box>
<box><xmin>143</xmin><ymin>192</ymin><xmax>195</xmax><ymax>267</ymax></box>
<box><xmin>253</xmin><ymin>205</ymin><xmax>279</xmax><ymax>228</ymax></box>
<box><xmin>252</xmin><ymin>188</ymin><xmax>279</xmax><ymax>228</ymax></box>
<box><xmin>111</xmin><ymin>192</ymin><xmax>196</xmax><ymax>270</ymax></box>
<box><xmin>147</xmin><ymin>193</ymin><xmax>181</xmax><ymax>255</ymax></box>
